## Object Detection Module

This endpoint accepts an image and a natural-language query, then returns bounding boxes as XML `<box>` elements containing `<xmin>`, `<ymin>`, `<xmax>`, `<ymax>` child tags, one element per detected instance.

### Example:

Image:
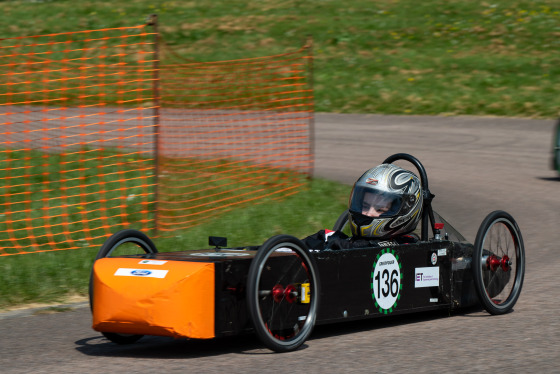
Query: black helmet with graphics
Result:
<box><xmin>348</xmin><ymin>163</ymin><xmax>423</xmax><ymax>239</ymax></box>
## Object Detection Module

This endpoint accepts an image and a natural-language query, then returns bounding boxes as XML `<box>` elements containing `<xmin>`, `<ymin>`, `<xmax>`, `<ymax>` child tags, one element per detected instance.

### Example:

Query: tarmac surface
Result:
<box><xmin>1</xmin><ymin>113</ymin><xmax>559</xmax><ymax>373</ymax></box>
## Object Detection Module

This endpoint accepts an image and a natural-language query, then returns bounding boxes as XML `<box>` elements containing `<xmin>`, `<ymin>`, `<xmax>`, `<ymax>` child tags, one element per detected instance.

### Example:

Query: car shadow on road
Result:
<box><xmin>308</xmin><ymin>305</ymin><xmax>487</xmax><ymax>340</ymax></box>
<box><xmin>538</xmin><ymin>176</ymin><xmax>560</xmax><ymax>182</ymax></box>
<box><xmin>75</xmin><ymin>306</ymin><xmax>488</xmax><ymax>358</ymax></box>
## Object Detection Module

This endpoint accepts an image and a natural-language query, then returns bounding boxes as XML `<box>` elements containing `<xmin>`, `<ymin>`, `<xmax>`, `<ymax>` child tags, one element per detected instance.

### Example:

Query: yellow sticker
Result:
<box><xmin>300</xmin><ymin>283</ymin><xmax>310</xmax><ymax>304</ymax></box>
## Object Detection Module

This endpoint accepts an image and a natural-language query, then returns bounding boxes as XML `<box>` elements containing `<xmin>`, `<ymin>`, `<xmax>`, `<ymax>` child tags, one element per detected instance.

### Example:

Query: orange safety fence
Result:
<box><xmin>156</xmin><ymin>40</ymin><xmax>314</xmax><ymax>233</ymax></box>
<box><xmin>0</xmin><ymin>18</ymin><xmax>314</xmax><ymax>255</ymax></box>
<box><xmin>0</xmin><ymin>25</ymin><xmax>157</xmax><ymax>255</ymax></box>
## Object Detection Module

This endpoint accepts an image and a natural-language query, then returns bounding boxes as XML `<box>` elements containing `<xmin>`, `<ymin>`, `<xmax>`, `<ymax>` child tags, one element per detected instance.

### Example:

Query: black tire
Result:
<box><xmin>89</xmin><ymin>229</ymin><xmax>158</xmax><ymax>344</ymax></box>
<box><xmin>473</xmin><ymin>211</ymin><xmax>525</xmax><ymax>315</ymax></box>
<box><xmin>94</xmin><ymin>229</ymin><xmax>158</xmax><ymax>260</ymax></box>
<box><xmin>246</xmin><ymin>235</ymin><xmax>320</xmax><ymax>352</ymax></box>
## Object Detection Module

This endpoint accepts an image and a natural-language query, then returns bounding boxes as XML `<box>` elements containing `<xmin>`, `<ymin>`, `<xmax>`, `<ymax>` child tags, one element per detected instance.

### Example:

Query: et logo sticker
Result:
<box><xmin>371</xmin><ymin>248</ymin><xmax>402</xmax><ymax>314</ymax></box>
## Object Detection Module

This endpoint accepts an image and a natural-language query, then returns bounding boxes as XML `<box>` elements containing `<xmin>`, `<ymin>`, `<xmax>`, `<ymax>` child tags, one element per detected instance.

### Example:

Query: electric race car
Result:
<box><xmin>89</xmin><ymin>153</ymin><xmax>525</xmax><ymax>352</ymax></box>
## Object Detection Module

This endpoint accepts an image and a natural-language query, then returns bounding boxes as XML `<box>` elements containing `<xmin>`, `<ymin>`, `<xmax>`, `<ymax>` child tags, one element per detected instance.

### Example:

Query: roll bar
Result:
<box><xmin>382</xmin><ymin>153</ymin><xmax>436</xmax><ymax>241</ymax></box>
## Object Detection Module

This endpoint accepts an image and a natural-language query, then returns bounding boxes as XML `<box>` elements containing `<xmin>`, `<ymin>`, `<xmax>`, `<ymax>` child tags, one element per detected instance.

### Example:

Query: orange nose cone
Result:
<box><xmin>92</xmin><ymin>257</ymin><xmax>215</xmax><ymax>339</ymax></box>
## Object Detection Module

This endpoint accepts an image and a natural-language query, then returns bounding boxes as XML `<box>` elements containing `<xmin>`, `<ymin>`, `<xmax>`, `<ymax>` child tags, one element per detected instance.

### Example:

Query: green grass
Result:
<box><xmin>0</xmin><ymin>145</ymin><xmax>314</xmax><ymax>308</ymax></box>
<box><xmin>0</xmin><ymin>146</ymin><xmax>310</xmax><ymax>254</ymax></box>
<box><xmin>156</xmin><ymin>156</ymin><xmax>311</xmax><ymax>232</ymax></box>
<box><xmin>1</xmin><ymin>0</ymin><xmax>559</xmax><ymax>117</ymax></box>
<box><xmin>0</xmin><ymin>147</ymin><xmax>155</xmax><ymax>254</ymax></box>
<box><xmin>0</xmin><ymin>177</ymin><xmax>349</xmax><ymax>310</ymax></box>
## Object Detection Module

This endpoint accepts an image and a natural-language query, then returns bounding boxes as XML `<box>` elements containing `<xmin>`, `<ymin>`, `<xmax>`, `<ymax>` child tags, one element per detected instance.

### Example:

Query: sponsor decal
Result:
<box><xmin>132</xmin><ymin>270</ymin><xmax>151</xmax><ymax>276</ymax></box>
<box><xmin>189</xmin><ymin>252</ymin><xmax>251</xmax><ymax>257</ymax></box>
<box><xmin>371</xmin><ymin>248</ymin><xmax>402</xmax><ymax>314</ymax></box>
<box><xmin>415</xmin><ymin>267</ymin><xmax>440</xmax><ymax>288</ymax></box>
<box><xmin>431</xmin><ymin>253</ymin><xmax>437</xmax><ymax>265</ymax></box>
<box><xmin>377</xmin><ymin>240</ymin><xmax>398</xmax><ymax>247</ymax></box>
<box><xmin>115</xmin><ymin>268</ymin><xmax>169</xmax><ymax>278</ymax></box>
<box><xmin>366</xmin><ymin>178</ymin><xmax>379</xmax><ymax>185</ymax></box>
<box><xmin>138</xmin><ymin>260</ymin><xmax>167</xmax><ymax>265</ymax></box>
<box><xmin>437</xmin><ymin>248</ymin><xmax>447</xmax><ymax>256</ymax></box>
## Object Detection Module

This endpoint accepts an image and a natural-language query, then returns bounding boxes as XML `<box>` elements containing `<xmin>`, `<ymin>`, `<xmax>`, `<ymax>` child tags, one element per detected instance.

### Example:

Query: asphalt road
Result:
<box><xmin>1</xmin><ymin>114</ymin><xmax>559</xmax><ymax>373</ymax></box>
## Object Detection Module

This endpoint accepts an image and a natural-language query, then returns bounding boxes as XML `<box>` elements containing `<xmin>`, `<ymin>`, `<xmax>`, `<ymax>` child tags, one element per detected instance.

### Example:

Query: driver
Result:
<box><xmin>303</xmin><ymin>163</ymin><xmax>423</xmax><ymax>250</ymax></box>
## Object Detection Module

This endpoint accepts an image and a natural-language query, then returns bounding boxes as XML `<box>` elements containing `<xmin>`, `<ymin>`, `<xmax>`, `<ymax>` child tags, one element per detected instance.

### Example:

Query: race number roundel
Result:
<box><xmin>371</xmin><ymin>249</ymin><xmax>402</xmax><ymax>314</ymax></box>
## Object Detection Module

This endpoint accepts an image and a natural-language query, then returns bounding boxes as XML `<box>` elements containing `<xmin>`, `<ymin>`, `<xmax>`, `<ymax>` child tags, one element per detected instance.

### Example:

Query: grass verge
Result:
<box><xmin>0</xmin><ymin>0</ymin><xmax>559</xmax><ymax>117</ymax></box>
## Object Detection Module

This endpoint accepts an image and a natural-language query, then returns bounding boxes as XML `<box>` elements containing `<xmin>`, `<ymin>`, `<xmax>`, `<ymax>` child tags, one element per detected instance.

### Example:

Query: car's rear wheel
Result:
<box><xmin>89</xmin><ymin>229</ymin><xmax>158</xmax><ymax>344</ymax></box>
<box><xmin>473</xmin><ymin>211</ymin><xmax>525</xmax><ymax>315</ymax></box>
<box><xmin>94</xmin><ymin>229</ymin><xmax>158</xmax><ymax>260</ymax></box>
<box><xmin>246</xmin><ymin>235</ymin><xmax>320</xmax><ymax>352</ymax></box>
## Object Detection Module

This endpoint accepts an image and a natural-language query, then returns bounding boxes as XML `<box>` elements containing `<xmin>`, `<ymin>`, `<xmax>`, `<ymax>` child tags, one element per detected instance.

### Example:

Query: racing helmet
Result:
<box><xmin>348</xmin><ymin>164</ymin><xmax>423</xmax><ymax>239</ymax></box>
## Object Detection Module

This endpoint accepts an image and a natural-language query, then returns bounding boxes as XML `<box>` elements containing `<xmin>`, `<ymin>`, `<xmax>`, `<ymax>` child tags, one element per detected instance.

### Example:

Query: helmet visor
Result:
<box><xmin>349</xmin><ymin>186</ymin><xmax>402</xmax><ymax>218</ymax></box>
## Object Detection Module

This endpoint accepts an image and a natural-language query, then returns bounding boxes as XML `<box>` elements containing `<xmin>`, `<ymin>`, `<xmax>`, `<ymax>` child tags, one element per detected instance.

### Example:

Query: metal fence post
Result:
<box><xmin>147</xmin><ymin>14</ymin><xmax>160</xmax><ymax>236</ymax></box>
<box><xmin>306</xmin><ymin>35</ymin><xmax>315</xmax><ymax>180</ymax></box>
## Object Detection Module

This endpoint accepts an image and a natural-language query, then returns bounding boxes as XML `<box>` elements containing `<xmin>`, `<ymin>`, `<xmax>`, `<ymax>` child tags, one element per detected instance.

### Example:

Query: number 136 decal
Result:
<box><xmin>371</xmin><ymin>249</ymin><xmax>402</xmax><ymax>314</ymax></box>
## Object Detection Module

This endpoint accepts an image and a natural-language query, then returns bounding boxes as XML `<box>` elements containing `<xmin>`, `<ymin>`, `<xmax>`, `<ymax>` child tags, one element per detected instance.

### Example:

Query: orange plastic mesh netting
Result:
<box><xmin>156</xmin><ymin>41</ymin><xmax>314</xmax><ymax>233</ymax></box>
<box><xmin>0</xmin><ymin>25</ymin><xmax>157</xmax><ymax>255</ymax></box>
<box><xmin>0</xmin><ymin>20</ymin><xmax>314</xmax><ymax>255</ymax></box>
